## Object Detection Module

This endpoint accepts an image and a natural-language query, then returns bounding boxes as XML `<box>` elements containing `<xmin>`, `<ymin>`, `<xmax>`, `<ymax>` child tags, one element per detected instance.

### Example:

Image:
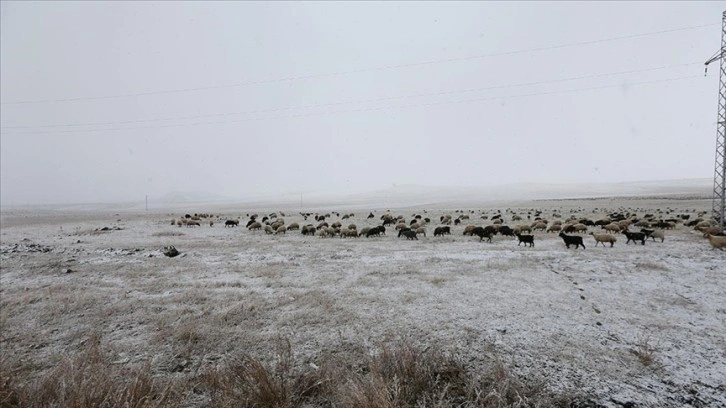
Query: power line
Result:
<box><xmin>1</xmin><ymin>74</ymin><xmax>702</xmax><ymax>135</ymax></box>
<box><xmin>0</xmin><ymin>62</ymin><xmax>703</xmax><ymax>130</ymax></box>
<box><xmin>0</xmin><ymin>22</ymin><xmax>716</xmax><ymax>106</ymax></box>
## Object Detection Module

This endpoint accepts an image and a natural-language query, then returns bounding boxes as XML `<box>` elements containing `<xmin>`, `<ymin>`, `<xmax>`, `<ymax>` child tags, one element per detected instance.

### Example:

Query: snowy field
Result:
<box><xmin>1</xmin><ymin>195</ymin><xmax>724</xmax><ymax>407</ymax></box>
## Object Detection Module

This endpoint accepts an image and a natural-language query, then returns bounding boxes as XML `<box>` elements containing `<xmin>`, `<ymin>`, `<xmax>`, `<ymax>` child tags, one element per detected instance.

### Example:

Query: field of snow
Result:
<box><xmin>1</xmin><ymin>195</ymin><xmax>724</xmax><ymax>407</ymax></box>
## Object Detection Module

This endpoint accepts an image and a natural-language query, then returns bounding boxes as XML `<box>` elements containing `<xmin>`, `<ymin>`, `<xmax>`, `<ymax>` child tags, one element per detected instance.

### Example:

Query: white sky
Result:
<box><xmin>1</xmin><ymin>1</ymin><xmax>723</xmax><ymax>205</ymax></box>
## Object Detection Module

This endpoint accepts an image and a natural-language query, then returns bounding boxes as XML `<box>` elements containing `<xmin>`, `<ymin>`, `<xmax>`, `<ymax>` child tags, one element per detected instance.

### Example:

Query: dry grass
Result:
<box><xmin>151</xmin><ymin>231</ymin><xmax>185</xmax><ymax>237</ymax></box>
<box><xmin>634</xmin><ymin>262</ymin><xmax>669</xmax><ymax>271</ymax></box>
<box><xmin>631</xmin><ymin>334</ymin><xmax>658</xmax><ymax>367</ymax></box>
<box><xmin>2</xmin><ymin>335</ymin><xmax>579</xmax><ymax>407</ymax></box>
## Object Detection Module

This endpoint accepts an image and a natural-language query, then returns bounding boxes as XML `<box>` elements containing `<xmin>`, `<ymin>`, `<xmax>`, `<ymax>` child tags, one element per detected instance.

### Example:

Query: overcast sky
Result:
<box><xmin>1</xmin><ymin>1</ymin><xmax>723</xmax><ymax>205</ymax></box>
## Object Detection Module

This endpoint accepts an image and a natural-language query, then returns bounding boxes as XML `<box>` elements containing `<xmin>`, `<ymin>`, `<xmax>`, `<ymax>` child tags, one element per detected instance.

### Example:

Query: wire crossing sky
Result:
<box><xmin>0</xmin><ymin>1</ymin><xmax>723</xmax><ymax>206</ymax></box>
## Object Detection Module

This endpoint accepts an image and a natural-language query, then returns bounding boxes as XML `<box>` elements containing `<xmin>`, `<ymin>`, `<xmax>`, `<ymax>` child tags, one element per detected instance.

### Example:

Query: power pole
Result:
<box><xmin>145</xmin><ymin>195</ymin><xmax>148</xmax><ymax>211</ymax></box>
<box><xmin>705</xmin><ymin>10</ymin><xmax>726</xmax><ymax>231</ymax></box>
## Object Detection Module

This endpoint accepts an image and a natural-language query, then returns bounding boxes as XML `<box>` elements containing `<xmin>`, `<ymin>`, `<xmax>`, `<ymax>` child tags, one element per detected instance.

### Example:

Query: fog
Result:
<box><xmin>1</xmin><ymin>1</ymin><xmax>722</xmax><ymax>206</ymax></box>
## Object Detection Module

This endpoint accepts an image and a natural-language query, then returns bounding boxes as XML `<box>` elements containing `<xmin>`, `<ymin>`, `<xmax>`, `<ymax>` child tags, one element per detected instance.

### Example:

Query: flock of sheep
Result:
<box><xmin>169</xmin><ymin>207</ymin><xmax>726</xmax><ymax>250</ymax></box>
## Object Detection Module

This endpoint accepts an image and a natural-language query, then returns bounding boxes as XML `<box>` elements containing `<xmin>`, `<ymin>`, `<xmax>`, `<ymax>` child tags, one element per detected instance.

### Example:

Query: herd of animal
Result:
<box><xmin>169</xmin><ymin>207</ymin><xmax>726</xmax><ymax>250</ymax></box>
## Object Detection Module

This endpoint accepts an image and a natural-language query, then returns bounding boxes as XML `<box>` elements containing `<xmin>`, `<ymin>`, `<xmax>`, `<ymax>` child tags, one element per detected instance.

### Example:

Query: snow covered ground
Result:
<box><xmin>1</xmin><ymin>195</ymin><xmax>724</xmax><ymax>407</ymax></box>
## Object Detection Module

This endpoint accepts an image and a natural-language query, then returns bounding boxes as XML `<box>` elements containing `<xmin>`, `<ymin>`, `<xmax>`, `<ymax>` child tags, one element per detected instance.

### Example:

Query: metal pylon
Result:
<box><xmin>705</xmin><ymin>10</ymin><xmax>726</xmax><ymax>231</ymax></box>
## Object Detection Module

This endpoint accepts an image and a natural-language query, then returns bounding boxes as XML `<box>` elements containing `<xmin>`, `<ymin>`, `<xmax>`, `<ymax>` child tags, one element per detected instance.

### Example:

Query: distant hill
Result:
<box><xmin>156</xmin><ymin>191</ymin><xmax>232</xmax><ymax>204</ymax></box>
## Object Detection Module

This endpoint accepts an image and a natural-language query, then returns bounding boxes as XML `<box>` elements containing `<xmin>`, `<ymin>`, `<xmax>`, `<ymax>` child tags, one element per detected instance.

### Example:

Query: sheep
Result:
<box><xmin>398</xmin><ymin>229</ymin><xmax>418</xmax><ymax>240</ymax></box>
<box><xmin>225</xmin><ymin>220</ymin><xmax>239</xmax><ymax>227</ymax></box>
<box><xmin>395</xmin><ymin>223</ymin><xmax>408</xmax><ymax>231</ymax></box>
<box><xmin>471</xmin><ymin>227</ymin><xmax>493</xmax><ymax>242</ymax></box>
<box><xmin>498</xmin><ymin>226</ymin><xmax>515</xmax><ymax>237</ymax></box>
<box><xmin>572</xmin><ymin>223</ymin><xmax>588</xmax><ymax>233</ymax></box>
<box><xmin>317</xmin><ymin>228</ymin><xmax>328</xmax><ymax>238</ymax></box>
<box><xmin>640</xmin><ymin>228</ymin><xmax>665</xmax><ymax>242</ymax></box>
<box><xmin>366</xmin><ymin>226</ymin><xmax>385</xmax><ymax>237</ymax></box>
<box><xmin>359</xmin><ymin>226</ymin><xmax>371</xmax><ymax>237</ymax></box>
<box><xmin>433</xmin><ymin>226</ymin><xmax>451</xmax><ymax>236</ymax></box>
<box><xmin>515</xmin><ymin>233</ymin><xmax>534</xmax><ymax>247</ymax></box>
<box><xmin>186</xmin><ymin>221</ymin><xmax>200</xmax><ymax>227</ymax></box>
<box><xmin>547</xmin><ymin>224</ymin><xmax>562</xmax><ymax>233</ymax></box>
<box><xmin>590</xmin><ymin>232</ymin><xmax>617</xmax><ymax>247</ymax></box>
<box><xmin>287</xmin><ymin>222</ymin><xmax>300</xmax><ymax>231</ymax></box>
<box><xmin>603</xmin><ymin>223</ymin><xmax>621</xmax><ymax>234</ymax></box>
<box><xmin>531</xmin><ymin>222</ymin><xmax>547</xmax><ymax>232</ymax></box>
<box><xmin>263</xmin><ymin>225</ymin><xmax>274</xmax><ymax>234</ymax></box>
<box><xmin>248</xmin><ymin>222</ymin><xmax>262</xmax><ymax>231</ymax></box>
<box><xmin>209</xmin><ymin>220</ymin><xmax>214</xmax><ymax>227</ymax></box>
<box><xmin>274</xmin><ymin>225</ymin><xmax>286</xmax><ymax>234</ymax></box>
<box><xmin>415</xmin><ymin>227</ymin><xmax>427</xmax><ymax>237</ymax></box>
<box><xmin>326</xmin><ymin>227</ymin><xmax>338</xmax><ymax>237</ymax></box>
<box><xmin>463</xmin><ymin>225</ymin><xmax>478</xmax><ymax>236</ymax></box>
<box><xmin>515</xmin><ymin>225</ymin><xmax>532</xmax><ymax>234</ymax></box>
<box><xmin>301</xmin><ymin>225</ymin><xmax>316</xmax><ymax>235</ymax></box>
<box><xmin>341</xmin><ymin>228</ymin><xmax>358</xmax><ymax>238</ymax></box>
<box><xmin>706</xmin><ymin>234</ymin><xmax>726</xmax><ymax>250</ymax></box>
<box><xmin>698</xmin><ymin>226</ymin><xmax>723</xmax><ymax>237</ymax></box>
<box><xmin>347</xmin><ymin>224</ymin><xmax>357</xmax><ymax>231</ymax></box>
<box><xmin>623</xmin><ymin>231</ymin><xmax>646</xmax><ymax>245</ymax></box>
<box><xmin>559</xmin><ymin>232</ymin><xmax>586</xmax><ymax>249</ymax></box>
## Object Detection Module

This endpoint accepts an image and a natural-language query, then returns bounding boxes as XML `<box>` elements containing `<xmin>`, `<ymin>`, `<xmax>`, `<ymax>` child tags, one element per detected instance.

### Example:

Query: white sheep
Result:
<box><xmin>604</xmin><ymin>223</ymin><xmax>621</xmax><ymax>234</ymax></box>
<box><xmin>590</xmin><ymin>232</ymin><xmax>617</xmax><ymax>247</ymax></box>
<box><xmin>274</xmin><ymin>225</ymin><xmax>286</xmax><ymax>234</ymax></box>
<box><xmin>416</xmin><ymin>227</ymin><xmax>427</xmax><ymax>237</ymax></box>
<box><xmin>706</xmin><ymin>234</ymin><xmax>726</xmax><ymax>250</ymax></box>
<box><xmin>649</xmin><ymin>229</ymin><xmax>665</xmax><ymax>242</ymax></box>
<box><xmin>264</xmin><ymin>225</ymin><xmax>274</xmax><ymax>234</ymax></box>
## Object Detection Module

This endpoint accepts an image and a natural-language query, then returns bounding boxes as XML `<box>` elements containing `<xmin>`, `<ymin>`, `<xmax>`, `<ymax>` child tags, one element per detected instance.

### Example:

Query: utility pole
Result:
<box><xmin>705</xmin><ymin>10</ymin><xmax>726</xmax><ymax>231</ymax></box>
<box><xmin>145</xmin><ymin>195</ymin><xmax>148</xmax><ymax>211</ymax></box>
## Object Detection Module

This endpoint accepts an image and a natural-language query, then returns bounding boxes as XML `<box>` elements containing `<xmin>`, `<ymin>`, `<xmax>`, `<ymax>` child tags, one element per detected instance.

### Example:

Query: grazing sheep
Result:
<box><xmin>471</xmin><ymin>227</ymin><xmax>493</xmax><ymax>242</ymax></box>
<box><xmin>463</xmin><ymin>225</ymin><xmax>478</xmax><ymax>236</ymax></box>
<box><xmin>515</xmin><ymin>233</ymin><xmax>534</xmax><ymax>247</ymax></box>
<box><xmin>559</xmin><ymin>232</ymin><xmax>586</xmax><ymax>249</ymax></box>
<box><xmin>326</xmin><ymin>227</ymin><xmax>338</xmax><ymax>237</ymax></box>
<box><xmin>347</xmin><ymin>224</ymin><xmax>357</xmax><ymax>231</ymax></box>
<box><xmin>590</xmin><ymin>232</ymin><xmax>617</xmax><ymax>247</ymax></box>
<box><xmin>604</xmin><ymin>223</ymin><xmax>621</xmax><ymax>234</ymax></box>
<box><xmin>264</xmin><ymin>225</ymin><xmax>274</xmax><ymax>234</ymax></box>
<box><xmin>366</xmin><ymin>226</ymin><xmax>385</xmax><ymax>237</ymax></box>
<box><xmin>225</xmin><ymin>220</ymin><xmax>239</xmax><ymax>227</ymax></box>
<box><xmin>572</xmin><ymin>223</ymin><xmax>588</xmax><ymax>233</ymax></box>
<box><xmin>395</xmin><ymin>223</ymin><xmax>408</xmax><ymax>231</ymax></box>
<box><xmin>317</xmin><ymin>228</ymin><xmax>328</xmax><ymax>238</ymax></box>
<box><xmin>623</xmin><ymin>231</ymin><xmax>646</xmax><ymax>245</ymax></box>
<box><xmin>301</xmin><ymin>225</ymin><xmax>316</xmax><ymax>235</ymax></box>
<box><xmin>433</xmin><ymin>226</ymin><xmax>451</xmax><ymax>236</ymax></box>
<box><xmin>531</xmin><ymin>222</ymin><xmax>547</xmax><ymax>232</ymax></box>
<box><xmin>186</xmin><ymin>221</ymin><xmax>200</xmax><ymax>227</ymax></box>
<box><xmin>415</xmin><ymin>227</ymin><xmax>427</xmax><ymax>237</ymax></box>
<box><xmin>547</xmin><ymin>224</ymin><xmax>562</xmax><ymax>233</ymax></box>
<box><xmin>706</xmin><ymin>234</ymin><xmax>726</xmax><ymax>250</ymax></box>
<box><xmin>209</xmin><ymin>221</ymin><xmax>214</xmax><ymax>227</ymax></box>
<box><xmin>248</xmin><ymin>222</ymin><xmax>262</xmax><ymax>231</ymax></box>
<box><xmin>275</xmin><ymin>225</ymin><xmax>286</xmax><ymax>234</ymax></box>
<box><xmin>498</xmin><ymin>226</ymin><xmax>515</xmax><ymax>237</ymax></box>
<box><xmin>341</xmin><ymin>228</ymin><xmax>358</xmax><ymax>238</ymax></box>
<box><xmin>398</xmin><ymin>229</ymin><xmax>418</xmax><ymax>240</ymax></box>
<box><xmin>287</xmin><ymin>223</ymin><xmax>300</xmax><ymax>231</ymax></box>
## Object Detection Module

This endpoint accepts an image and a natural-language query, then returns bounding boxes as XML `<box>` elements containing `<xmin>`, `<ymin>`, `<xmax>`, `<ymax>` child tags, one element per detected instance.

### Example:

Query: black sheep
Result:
<box><xmin>559</xmin><ymin>232</ymin><xmax>586</xmax><ymax>249</ymax></box>
<box><xmin>398</xmin><ymin>229</ymin><xmax>418</xmax><ymax>240</ymax></box>
<box><xmin>516</xmin><ymin>233</ymin><xmax>534</xmax><ymax>247</ymax></box>
<box><xmin>624</xmin><ymin>231</ymin><xmax>646</xmax><ymax>245</ymax></box>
